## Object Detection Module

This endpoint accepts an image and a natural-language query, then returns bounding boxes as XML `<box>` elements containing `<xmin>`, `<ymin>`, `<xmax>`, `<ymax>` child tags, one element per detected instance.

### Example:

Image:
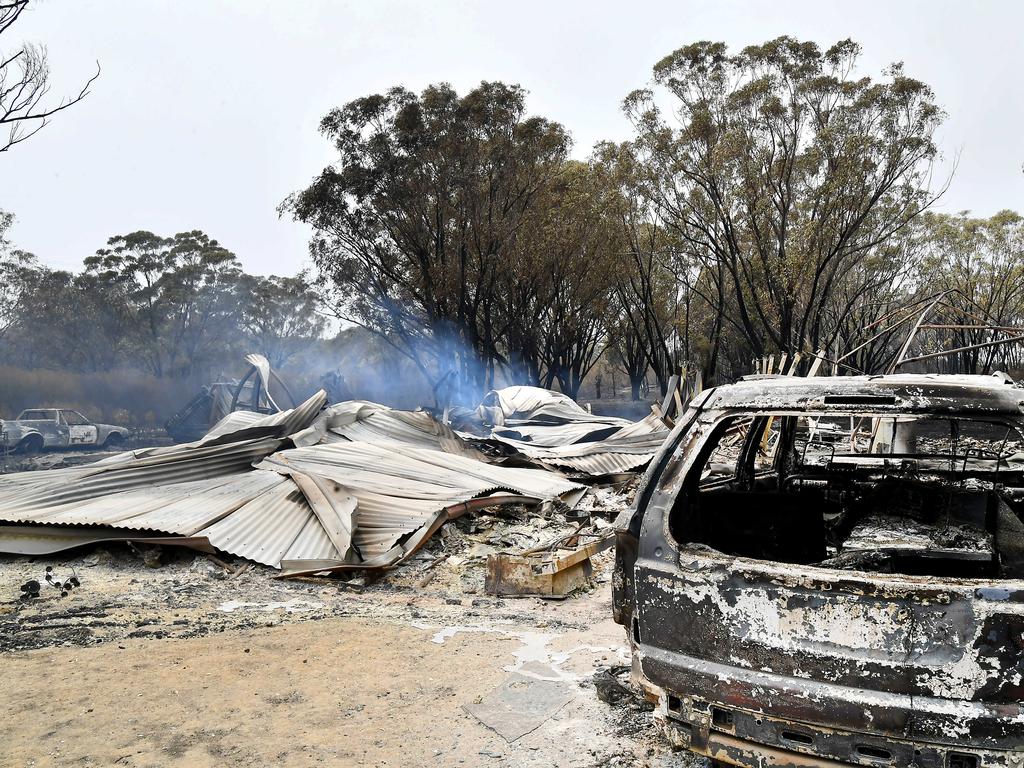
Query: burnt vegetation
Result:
<box><xmin>3</xmin><ymin>19</ymin><xmax>1024</xmax><ymax>424</ymax></box>
<box><xmin>282</xmin><ymin>39</ymin><xmax>1024</xmax><ymax>404</ymax></box>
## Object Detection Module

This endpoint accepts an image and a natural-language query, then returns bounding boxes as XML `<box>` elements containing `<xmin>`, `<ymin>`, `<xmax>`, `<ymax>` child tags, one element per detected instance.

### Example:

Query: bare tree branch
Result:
<box><xmin>0</xmin><ymin>0</ymin><xmax>99</xmax><ymax>153</ymax></box>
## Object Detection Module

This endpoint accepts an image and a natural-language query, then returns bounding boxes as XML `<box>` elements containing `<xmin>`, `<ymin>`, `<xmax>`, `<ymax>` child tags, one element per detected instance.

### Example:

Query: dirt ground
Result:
<box><xmin>0</xmin><ymin>536</ymin><xmax>706</xmax><ymax>768</ymax></box>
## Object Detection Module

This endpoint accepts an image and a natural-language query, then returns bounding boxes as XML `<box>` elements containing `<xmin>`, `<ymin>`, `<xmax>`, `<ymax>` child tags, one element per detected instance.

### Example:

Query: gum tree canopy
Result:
<box><xmin>627</xmin><ymin>37</ymin><xmax>944</xmax><ymax>367</ymax></box>
<box><xmin>284</xmin><ymin>82</ymin><xmax>571</xmax><ymax>403</ymax></box>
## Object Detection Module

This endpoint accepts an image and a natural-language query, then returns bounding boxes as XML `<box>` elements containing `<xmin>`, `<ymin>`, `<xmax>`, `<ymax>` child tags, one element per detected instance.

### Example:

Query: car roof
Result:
<box><xmin>17</xmin><ymin>408</ymin><xmax>86</xmax><ymax>417</ymax></box>
<box><xmin>700</xmin><ymin>374</ymin><xmax>1024</xmax><ymax>416</ymax></box>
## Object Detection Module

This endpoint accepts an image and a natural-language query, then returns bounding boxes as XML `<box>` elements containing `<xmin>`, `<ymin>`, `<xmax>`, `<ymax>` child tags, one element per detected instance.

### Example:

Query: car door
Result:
<box><xmin>64</xmin><ymin>411</ymin><xmax>98</xmax><ymax>445</ymax></box>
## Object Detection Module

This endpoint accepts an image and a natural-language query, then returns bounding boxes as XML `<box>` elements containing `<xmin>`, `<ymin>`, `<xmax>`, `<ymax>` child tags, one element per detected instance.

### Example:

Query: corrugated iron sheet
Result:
<box><xmin>257</xmin><ymin>441</ymin><xmax>584</xmax><ymax>567</ymax></box>
<box><xmin>295</xmin><ymin>401</ymin><xmax>487</xmax><ymax>459</ymax></box>
<box><xmin>477</xmin><ymin>385</ymin><xmax>634</xmax><ymax>428</ymax></box>
<box><xmin>480</xmin><ymin>404</ymin><xmax>670</xmax><ymax>477</ymax></box>
<box><xmin>312</xmin><ymin>387</ymin><xmax>670</xmax><ymax>478</ymax></box>
<box><xmin>0</xmin><ymin>390</ymin><xmax>585</xmax><ymax>573</ymax></box>
<box><xmin>536</xmin><ymin>450</ymin><xmax>658</xmax><ymax>476</ymax></box>
<box><xmin>0</xmin><ymin>387</ymin><xmax>667</xmax><ymax>572</ymax></box>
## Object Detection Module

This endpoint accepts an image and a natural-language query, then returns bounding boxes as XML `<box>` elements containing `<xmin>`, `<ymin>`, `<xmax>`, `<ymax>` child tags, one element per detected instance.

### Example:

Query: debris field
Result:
<box><xmin>0</xmin><ymin>386</ymin><xmax>697</xmax><ymax>768</ymax></box>
<box><xmin>9</xmin><ymin>376</ymin><xmax>1024</xmax><ymax>767</ymax></box>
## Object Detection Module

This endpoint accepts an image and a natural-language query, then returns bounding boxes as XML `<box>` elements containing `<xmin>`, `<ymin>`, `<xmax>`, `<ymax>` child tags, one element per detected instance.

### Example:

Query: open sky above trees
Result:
<box><xmin>1</xmin><ymin>0</ymin><xmax>1022</xmax><ymax>276</ymax></box>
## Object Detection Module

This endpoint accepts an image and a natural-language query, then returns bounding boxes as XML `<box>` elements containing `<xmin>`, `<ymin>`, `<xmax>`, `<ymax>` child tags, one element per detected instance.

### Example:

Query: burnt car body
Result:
<box><xmin>613</xmin><ymin>375</ymin><xmax>1024</xmax><ymax>767</ymax></box>
<box><xmin>0</xmin><ymin>409</ymin><xmax>129</xmax><ymax>453</ymax></box>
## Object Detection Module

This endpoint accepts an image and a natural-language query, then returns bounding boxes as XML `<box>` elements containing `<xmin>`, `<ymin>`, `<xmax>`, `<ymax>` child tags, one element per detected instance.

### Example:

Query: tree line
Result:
<box><xmin>0</xmin><ymin>3</ymin><xmax>327</xmax><ymax>392</ymax></box>
<box><xmin>284</xmin><ymin>37</ymin><xmax>1024</xmax><ymax>402</ymax></box>
<box><xmin>0</xmin><ymin>224</ymin><xmax>325</xmax><ymax>377</ymax></box>
<box><xmin>5</xmin><ymin>21</ymin><xmax>1024</xmax><ymax>408</ymax></box>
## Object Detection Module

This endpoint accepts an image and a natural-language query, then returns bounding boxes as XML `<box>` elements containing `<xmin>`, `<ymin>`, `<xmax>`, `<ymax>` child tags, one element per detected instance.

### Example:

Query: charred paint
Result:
<box><xmin>615</xmin><ymin>374</ymin><xmax>1024</xmax><ymax>761</ymax></box>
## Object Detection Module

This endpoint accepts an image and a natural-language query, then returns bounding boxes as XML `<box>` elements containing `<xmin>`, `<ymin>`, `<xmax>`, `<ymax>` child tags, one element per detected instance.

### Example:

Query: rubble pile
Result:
<box><xmin>0</xmin><ymin>387</ymin><xmax>658</xmax><ymax>586</ymax></box>
<box><xmin>461</xmin><ymin>386</ymin><xmax>671</xmax><ymax>477</ymax></box>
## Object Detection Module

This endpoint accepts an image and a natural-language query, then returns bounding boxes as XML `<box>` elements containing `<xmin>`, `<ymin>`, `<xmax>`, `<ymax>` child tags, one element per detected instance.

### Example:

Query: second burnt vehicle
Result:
<box><xmin>613</xmin><ymin>374</ymin><xmax>1024</xmax><ymax>767</ymax></box>
<box><xmin>0</xmin><ymin>408</ymin><xmax>129</xmax><ymax>454</ymax></box>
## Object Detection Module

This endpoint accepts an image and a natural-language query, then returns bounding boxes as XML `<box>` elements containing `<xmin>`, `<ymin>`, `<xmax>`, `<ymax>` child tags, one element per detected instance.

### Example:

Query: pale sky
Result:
<box><xmin>2</xmin><ymin>0</ymin><xmax>1022</xmax><ymax>275</ymax></box>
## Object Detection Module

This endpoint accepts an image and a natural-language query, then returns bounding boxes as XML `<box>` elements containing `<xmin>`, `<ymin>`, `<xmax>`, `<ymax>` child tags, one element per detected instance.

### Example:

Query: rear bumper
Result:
<box><xmin>634</xmin><ymin>642</ymin><xmax>1024</xmax><ymax>767</ymax></box>
<box><xmin>666</xmin><ymin>728</ymin><xmax>893</xmax><ymax>768</ymax></box>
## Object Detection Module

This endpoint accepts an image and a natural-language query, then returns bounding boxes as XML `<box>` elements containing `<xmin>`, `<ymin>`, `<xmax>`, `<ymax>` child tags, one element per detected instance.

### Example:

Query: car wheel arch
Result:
<box><xmin>16</xmin><ymin>433</ymin><xmax>44</xmax><ymax>454</ymax></box>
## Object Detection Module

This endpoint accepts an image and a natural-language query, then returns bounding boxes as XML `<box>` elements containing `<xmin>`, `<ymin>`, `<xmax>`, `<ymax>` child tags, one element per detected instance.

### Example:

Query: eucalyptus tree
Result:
<box><xmin>511</xmin><ymin>160</ymin><xmax>622</xmax><ymax>397</ymax></box>
<box><xmin>238</xmin><ymin>272</ymin><xmax>326</xmax><ymax>368</ymax></box>
<box><xmin>626</xmin><ymin>37</ymin><xmax>944</xmax><ymax>367</ymax></box>
<box><xmin>595</xmin><ymin>142</ymin><xmax>687</xmax><ymax>393</ymax></box>
<box><xmin>86</xmin><ymin>230</ymin><xmax>242</xmax><ymax>377</ymax></box>
<box><xmin>0</xmin><ymin>210</ymin><xmax>40</xmax><ymax>341</ymax></box>
<box><xmin>913</xmin><ymin>211</ymin><xmax>1024</xmax><ymax>374</ymax></box>
<box><xmin>284</xmin><ymin>81</ymin><xmax>570</xmax><ymax>403</ymax></box>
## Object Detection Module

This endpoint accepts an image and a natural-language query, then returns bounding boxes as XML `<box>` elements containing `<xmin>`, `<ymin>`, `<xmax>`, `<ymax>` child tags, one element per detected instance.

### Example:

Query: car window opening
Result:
<box><xmin>668</xmin><ymin>412</ymin><xmax>1024</xmax><ymax>579</ymax></box>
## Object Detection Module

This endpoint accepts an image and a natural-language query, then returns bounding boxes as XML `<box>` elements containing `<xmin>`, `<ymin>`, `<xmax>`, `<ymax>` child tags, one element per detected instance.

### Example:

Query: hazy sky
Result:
<box><xmin>3</xmin><ymin>0</ymin><xmax>1022</xmax><ymax>275</ymax></box>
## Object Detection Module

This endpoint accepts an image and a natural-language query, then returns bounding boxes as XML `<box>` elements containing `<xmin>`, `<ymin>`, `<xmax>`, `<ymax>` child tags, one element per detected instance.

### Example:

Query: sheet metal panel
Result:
<box><xmin>470</xmin><ymin>387</ymin><xmax>670</xmax><ymax>478</ymax></box>
<box><xmin>198</xmin><ymin>482</ymin><xmax>321</xmax><ymax>567</ymax></box>
<box><xmin>541</xmin><ymin>451</ymin><xmax>654</xmax><ymax>475</ymax></box>
<box><xmin>0</xmin><ymin>391</ymin><xmax>601</xmax><ymax>572</ymax></box>
<box><xmin>0</xmin><ymin>525</ymin><xmax>215</xmax><ymax>556</ymax></box>
<box><xmin>203</xmin><ymin>390</ymin><xmax>327</xmax><ymax>439</ymax></box>
<box><xmin>0</xmin><ymin>438</ymin><xmax>283</xmax><ymax>517</ymax></box>
<box><xmin>0</xmin><ymin>437</ymin><xmax>584</xmax><ymax>570</ymax></box>
<box><xmin>480</xmin><ymin>385</ymin><xmax>634</xmax><ymax>427</ymax></box>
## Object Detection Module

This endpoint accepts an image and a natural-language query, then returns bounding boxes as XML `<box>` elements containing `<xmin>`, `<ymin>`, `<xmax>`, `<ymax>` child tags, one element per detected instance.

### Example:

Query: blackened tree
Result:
<box><xmin>284</xmin><ymin>81</ymin><xmax>569</xmax><ymax>403</ymax></box>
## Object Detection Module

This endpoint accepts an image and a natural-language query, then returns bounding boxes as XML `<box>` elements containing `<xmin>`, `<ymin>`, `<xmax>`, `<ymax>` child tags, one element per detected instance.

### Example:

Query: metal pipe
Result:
<box><xmin>895</xmin><ymin>334</ymin><xmax>1024</xmax><ymax>367</ymax></box>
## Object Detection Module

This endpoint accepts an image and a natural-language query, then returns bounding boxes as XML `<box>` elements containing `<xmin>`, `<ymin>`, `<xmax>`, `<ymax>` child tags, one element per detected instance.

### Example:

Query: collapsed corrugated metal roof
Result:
<box><xmin>478</xmin><ymin>386</ymin><xmax>637</xmax><ymax>429</ymax></box>
<box><xmin>0</xmin><ymin>391</ymin><xmax>585</xmax><ymax>574</ymax></box>
<box><xmin>469</xmin><ymin>387</ymin><xmax>671</xmax><ymax>476</ymax></box>
<box><xmin>0</xmin><ymin>386</ymin><xmax>670</xmax><ymax>573</ymax></box>
<box><xmin>294</xmin><ymin>400</ymin><xmax>489</xmax><ymax>460</ymax></box>
<box><xmin>276</xmin><ymin>392</ymin><xmax>669</xmax><ymax>478</ymax></box>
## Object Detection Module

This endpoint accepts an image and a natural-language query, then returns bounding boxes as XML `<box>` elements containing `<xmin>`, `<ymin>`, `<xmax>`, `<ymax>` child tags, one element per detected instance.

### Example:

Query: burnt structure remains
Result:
<box><xmin>614</xmin><ymin>374</ymin><xmax>1024</xmax><ymax>766</ymax></box>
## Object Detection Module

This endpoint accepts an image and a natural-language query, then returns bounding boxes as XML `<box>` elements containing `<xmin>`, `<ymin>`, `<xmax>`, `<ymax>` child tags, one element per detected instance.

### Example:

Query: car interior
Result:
<box><xmin>669</xmin><ymin>410</ymin><xmax>1024</xmax><ymax>578</ymax></box>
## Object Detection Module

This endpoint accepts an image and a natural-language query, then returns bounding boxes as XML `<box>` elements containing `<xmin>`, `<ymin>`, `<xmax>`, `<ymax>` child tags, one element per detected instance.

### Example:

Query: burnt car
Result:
<box><xmin>613</xmin><ymin>374</ymin><xmax>1024</xmax><ymax>767</ymax></box>
<box><xmin>0</xmin><ymin>408</ymin><xmax>129</xmax><ymax>453</ymax></box>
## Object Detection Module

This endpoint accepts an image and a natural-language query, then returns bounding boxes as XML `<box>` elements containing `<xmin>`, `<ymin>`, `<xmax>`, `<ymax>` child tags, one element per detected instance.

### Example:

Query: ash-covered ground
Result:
<box><xmin>0</xmin><ymin>452</ymin><xmax>705</xmax><ymax>768</ymax></box>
